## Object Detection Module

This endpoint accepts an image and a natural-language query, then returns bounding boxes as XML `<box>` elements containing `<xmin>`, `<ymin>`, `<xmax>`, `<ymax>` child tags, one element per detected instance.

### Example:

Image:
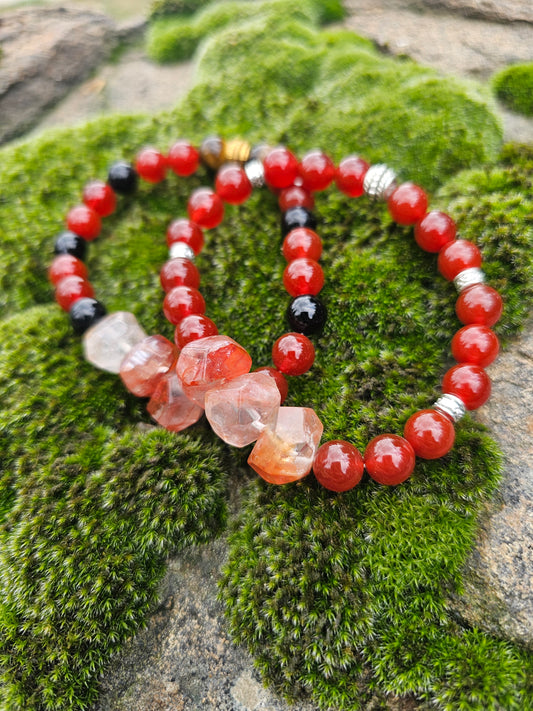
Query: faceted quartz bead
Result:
<box><xmin>83</xmin><ymin>311</ymin><xmax>147</xmax><ymax>373</ymax></box>
<box><xmin>253</xmin><ymin>366</ymin><xmax>288</xmax><ymax>404</ymax></box>
<box><xmin>205</xmin><ymin>371</ymin><xmax>281</xmax><ymax>447</ymax></box>
<box><xmin>119</xmin><ymin>335</ymin><xmax>177</xmax><ymax>397</ymax></box>
<box><xmin>248</xmin><ymin>406</ymin><xmax>324</xmax><ymax>485</ymax></box>
<box><xmin>313</xmin><ymin>440</ymin><xmax>364</xmax><ymax>492</ymax></box>
<box><xmin>176</xmin><ymin>334</ymin><xmax>253</xmax><ymax>407</ymax></box>
<box><xmin>147</xmin><ymin>368</ymin><xmax>204</xmax><ymax>432</ymax></box>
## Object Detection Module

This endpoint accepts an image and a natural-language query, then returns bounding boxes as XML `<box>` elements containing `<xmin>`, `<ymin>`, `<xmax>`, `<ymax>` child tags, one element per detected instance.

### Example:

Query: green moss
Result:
<box><xmin>0</xmin><ymin>7</ymin><xmax>531</xmax><ymax>710</ymax></box>
<box><xmin>149</xmin><ymin>0</ymin><xmax>211</xmax><ymax>19</ymax></box>
<box><xmin>492</xmin><ymin>62</ymin><xmax>533</xmax><ymax>117</ymax></box>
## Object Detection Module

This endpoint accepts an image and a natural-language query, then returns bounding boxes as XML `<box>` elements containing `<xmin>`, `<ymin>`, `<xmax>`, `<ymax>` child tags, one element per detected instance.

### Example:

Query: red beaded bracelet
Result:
<box><xmin>50</xmin><ymin>138</ymin><xmax>502</xmax><ymax>493</ymax></box>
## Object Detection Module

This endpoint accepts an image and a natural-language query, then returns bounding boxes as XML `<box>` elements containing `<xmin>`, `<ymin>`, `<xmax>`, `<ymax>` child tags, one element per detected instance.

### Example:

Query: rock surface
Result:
<box><xmin>419</xmin><ymin>0</ymin><xmax>533</xmax><ymax>23</ymax></box>
<box><xmin>0</xmin><ymin>7</ymin><xmax>117</xmax><ymax>144</ymax></box>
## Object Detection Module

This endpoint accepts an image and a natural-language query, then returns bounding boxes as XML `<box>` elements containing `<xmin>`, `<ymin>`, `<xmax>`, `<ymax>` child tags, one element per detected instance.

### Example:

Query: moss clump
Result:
<box><xmin>149</xmin><ymin>0</ymin><xmax>212</xmax><ymax>19</ymax></box>
<box><xmin>492</xmin><ymin>62</ymin><xmax>533</xmax><ymax>117</ymax></box>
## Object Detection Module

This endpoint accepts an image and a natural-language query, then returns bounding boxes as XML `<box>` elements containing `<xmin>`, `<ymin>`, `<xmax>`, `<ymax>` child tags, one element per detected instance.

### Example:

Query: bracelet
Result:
<box><xmin>49</xmin><ymin>137</ymin><xmax>503</xmax><ymax>492</ymax></box>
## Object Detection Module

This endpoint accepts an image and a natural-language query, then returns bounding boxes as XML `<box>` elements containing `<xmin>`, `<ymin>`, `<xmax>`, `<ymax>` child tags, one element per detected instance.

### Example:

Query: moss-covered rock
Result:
<box><xmin>0</xmin><ymin>2</ymin><xmax>531</xmax><ymax>709</ymax></box>
<box><xmin>492</xmin><ymin>62</ymin><xmax>533</xmax><ymax>117</ymax></box>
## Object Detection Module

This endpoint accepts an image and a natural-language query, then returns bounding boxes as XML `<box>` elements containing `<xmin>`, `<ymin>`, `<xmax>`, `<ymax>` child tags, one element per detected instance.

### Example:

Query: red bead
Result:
<box><xmin>335</xmin><ymin>155</ymin><xmax>370</xmax><ymax>197</ymax></box>
<box><xmin>135</xmin><ymin>147</ymin><xmax>167</xmax><ymax>183</ymax></box>
<box><xmin>451</xmin><ymin>324</ymin><xmax>499</xmax><ymax>367</ymax></box>
<box><xmin>414</xmin><ymin>211</ymin><xmax>456</xmax><ymax>253</ymax></box>
<box><xmin>438</xmin><ymin>239</ymin><xmax>482</xmax><ymax>280</ymax></box>
<box><xmin>283</xmin><ymin>258</ymin><xmax>324</xmax><ymax>297</ymax></box>
<box><xmin>364</xmin><ymin>434</ymin><xmax>415</xmax><ymax>486</ymax></box>
<box><xmin>313</xmin><ymin>440</ymin><xmax>364</xmax><ymax>492</ymax></box>
<box><xmin>166</xmin><ymin>218</ymin><xmax>204</xmax><ymax>255</ymax></box>
<box><xmin>442</xmin><ymin>363</ymin><xmax>491</xmax><ymax>410</ymax></box>
<box><xmin>82</xmin><ymin>180</ymin><xmax>116</xmax><ymax>217</ymax></box>
<box><xmin>215</xmin><ymin>164</ymin><xmax>253</xmax><ymax>205</ymax></box>
<box><xmin>282</xmin><ymin>228</ymin><xmax>322</xmax><ymax>262</ymax></box>
<box><xmin>278</xmin><ymin>186</ymin><xmax>315</xmax><ymax>211</ymax></box>
<box><xmin>66</xmin><ymin>205</ymin><xmax>101</xmax><ymax>241</ymax></box>
<box><xmin>187</xmin><ymin>188</ymin><xmax>224</xmax><ymax>229</ymax></box>
<box><xmin>263</xmin><ymin>146</ymin><xmax>300</xmax><ymax>190</ymax></box>
<box><xmin>456</xmin><ymin>284</ymin><xmax>503</xmax><ymax>327</ymax></box>
<box><xmin>298</xmin><ymin>150</ymin><xmax>335</xmax><ymax>192</ymax></box>
<box><xmin>167</xmin><ymin>140</ymin><xmax>199</xmax><ymax>176</ymax></box>
<box><xmin>55</xmin><ymin>276</ymin><xmax>94</xmax><ymax>311</ymax></box>
<box><xmin>387</xmin><ymin>182</ymin><xmax>428</xmax><ymax>226</ymax></box>
<box><xmin>403</xmin><ymin>409</ymin><xmax>455</xmax><ymax>459</ymax></box>
<box><xmin>163</xmin><ymin>286</ymin><xmax>206</xmax><ymax>324</ymax></box>
<box><xmin>49</xmin><ymin>254</ymin><xmax>88</xmax><ymax>285</ymax></box>
<box><xmin>272</xmin><ymin>333</ymin><xmax>315</xmax><ymax>376</ymax></box>
<box><xmin>253</xmin><ymin>366</ymin><xmax>289</xmax><ymax>404</ymax></box>
<box><xmin>160</xmin><ymin>258</ymin><xmax>200</xmax><ymax>292</ymax></box>
<box><xmin>174</xmin><ymin>314</ymin><xmax>218</xmax><ymax>348</ymax></box>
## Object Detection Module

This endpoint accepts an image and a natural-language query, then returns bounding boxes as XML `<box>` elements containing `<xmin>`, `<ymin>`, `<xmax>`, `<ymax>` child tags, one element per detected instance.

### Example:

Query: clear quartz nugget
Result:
<box><xmin>82</xmin><ymin>311</ymin><xmax>147</xmax><ymax>373</ymax></box>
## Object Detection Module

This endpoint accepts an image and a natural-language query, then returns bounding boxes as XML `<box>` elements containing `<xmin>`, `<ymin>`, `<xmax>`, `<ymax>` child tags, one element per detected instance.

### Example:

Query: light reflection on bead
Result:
<box><xmin>169</xmin><ymin>242</ymin><xmax>196</xmax><ymax>261</ymax></box>
<box><xmin>433</xmin><ymin>393</ymin><xmax>467</xmax><ymax>422</ymax></box>
<box><xmin>363</xmin><ymin>164</ymin><xmax>397</xmax><ymax>200</ymax></box>
<box><xmin>453</xmin><ymin>267</ymin><xmax>486</xmax><ymax>292</ymax></box>
<box><xmin>244</xmin><ymin>159</ymin><xmax>265</xmax><ymax>188</ymax></box>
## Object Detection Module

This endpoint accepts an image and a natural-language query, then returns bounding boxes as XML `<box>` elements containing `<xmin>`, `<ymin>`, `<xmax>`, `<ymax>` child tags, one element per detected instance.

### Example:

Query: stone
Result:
<box><xmin>147</xmin><ymin>368</ymin><xmax>203</xmax><ymax>433</ymax></box>
<box><xmin>176</xmin><ymin>335</ymin><xmax>252</xmax><ymax>407</ymax></box>
<box><xmin>82</xmin><ymin>311</ymin><xmax>146</xmax><ymax>374</ymax></box>
<box><xmin>119</xmin><ymin>335</ymin><xmax>177</xmax><ymax>397</ymax></box>
<box><xmin>248</xmin><ymin>407</ymin><xmax>323</xmax><ymax>485</ymax></box>
<box><xmin>204</xmin><ymin>372</ymin><xmax>281</xmax><ymax>448</ymax></box>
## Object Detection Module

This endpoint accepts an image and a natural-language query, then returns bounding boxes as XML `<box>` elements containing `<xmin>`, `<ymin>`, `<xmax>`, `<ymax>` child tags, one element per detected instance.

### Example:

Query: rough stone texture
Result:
<box><xmin>419</xmin><ymin>0</ymin><xmax>533</xmax><ymax>23</ymax></box>
<box><xmin>0</xmin><ymin>7</ymin><xmax>117</xmax><ymax>144</ymax></box>
<box><xmin>449</xmin><ymin>316</ymin><xmax>533</xmax><ymax>647</ymax></box>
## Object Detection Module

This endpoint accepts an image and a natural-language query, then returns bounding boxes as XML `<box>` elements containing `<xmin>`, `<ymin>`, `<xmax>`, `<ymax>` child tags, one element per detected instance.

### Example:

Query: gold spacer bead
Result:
<box><xmin>223</xmin><ymin>138</ymin><xmax>252</xmax><ymax>164</ymax></box>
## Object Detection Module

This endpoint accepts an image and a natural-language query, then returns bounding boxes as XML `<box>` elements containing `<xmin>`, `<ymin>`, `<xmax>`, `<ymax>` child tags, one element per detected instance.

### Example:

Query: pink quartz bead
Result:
<box><xmin>205</xmin><ymin>372</ymin><xmax>281</xmax><ymax>447</ymax></box>
<box><xmin>119</xmin><ymin>335</ymin><xmax>177</xmax><ymax>397</ymax></box>
<box><xmin>176</xmin><ymin>334</ymin><xmax>252</xmax><ymax>407</ymax></box>
<box><xmin>147</xmin><ymin>368</ymin><xmax>204</xmax><ymax>432</ymax></box>
<box><xmin>248</xmin><ymin>406</ymin><xmax>323</xmax><ymax>485</ymax></box>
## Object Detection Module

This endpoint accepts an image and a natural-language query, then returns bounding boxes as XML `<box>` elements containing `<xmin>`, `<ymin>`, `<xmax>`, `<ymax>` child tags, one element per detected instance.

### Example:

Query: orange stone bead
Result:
<box><xmin>119</xmin><ymin>335</ymin><xmax>177</xmax><ymax>397</ymax></box>
<box><xmin>147</xmin><ymin>368</ymin><xmax>204</xmax><ymax>432</ymax></box>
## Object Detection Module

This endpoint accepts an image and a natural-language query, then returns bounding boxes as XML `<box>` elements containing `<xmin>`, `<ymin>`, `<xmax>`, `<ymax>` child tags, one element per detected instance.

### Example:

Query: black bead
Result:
<box><xmin>281</xmin><ymin>207</ymin><xmax>317</xmax><ymax>236</ymax></box>
<box><xmin>69</xmin><ymin>298</ymin><xmax>107</xmax><ymax>335</ymax></box>
<box><xmin>107</xmin><ymin>161</ymin><xmax>138</xmax><ymax>195</ymax></box>
<box><xmin>287</xmin><ymin>295</ymin><xmax>327</xmax><ymax>335</ymax></box>
<box><xmin>54</xmin><ymin>230</ymin><xmax>87</xmax><ymax>260</ymax></box>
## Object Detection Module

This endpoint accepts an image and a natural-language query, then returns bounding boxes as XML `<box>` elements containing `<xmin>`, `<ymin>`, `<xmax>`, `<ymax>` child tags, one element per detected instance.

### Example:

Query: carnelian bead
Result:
<box><xmin>174</xmin><ymin>314</ymin><xmax>218</xmax><ymax>348</ymax></box>
<box><xmin>160</xmin><ymin>258</ymin><xmax>200</xmax><ymax>292</ymax></box>
<box><xmin>414</xmin><ymin>211</ymin><xmax>456</xmax><ymax>253</ymax></box>
<box><xmin>167</xmin><ymin>140</ymin><xmax>199</xmax><ymax>176</ymax></box>
<box><xmin>263</xmin><ymin>147</ymin><xmax>299</xmax><ymax>189</ymax></box>
<box><xmin>82</xmin><ymin>180</ymin><xmax>116</xmax><ymax>217</ymax></box>
<box><xmin>298</xmin><ymin>150</ymin><xmax>335</xmax><ymax>192</ymax></box>
<box><xmin>135</xmin><ymin>147</ymin><xmax>167</xmax><ymax>183</ymax></box>
<box><xmin>215</xmin><ymin>164</ymin><xmax>252</xmax><ymax>205</ymax></box>
<box><xmin>55</xmin><ymin>276</ymin><xmax>94</xmax><ymax>311</ymax></box>
<box><xmin>456</xmin><ymin>284</ymin><xmax>503</xmax><ymax>327</ymax></box>
<box><xmin>188</xmin><ymin>188</ymin><xmax>224</xmax><ymax>229</ymax></box>
<box><xmin>335</xmin><ymin>155</ymin><xmax>370</xmax><ymax>197</ymax></box>
<box><xmin>364</xmin><ymin>434</ymin><xmax>415</xmax><ymax>486</ymax></box>
<box><xmin>438</xmin><ymin>239</ymin><xmax>482</xmax><ymax>280</ymax></box>
<box><xmin>66</xmin><ymin>205</ymin><xmax>101</xmax><ymax>241</ymax></box>
<box><xmin>49</xmin><ymin>254</ymin><xmax>88</xmax><ymax>284</ymax></box>
<box><xmin>163</xmin><ymin>286</ymin><xmax>206</xmax><ymax>324</ymax></box>
<box><xmin>272</xmin><ymin>333</ymin><xmax>315</xmax><ymax>376</ymax></box>
<box><xmin>387</xmin><ymin>182</ymin><xmax>428</xmax><ymax>225</ymax></box>
<box><xmin>442</xmin><ymin>363</ymin><xmax>491</xmax><ymax>410</ymax></box>
<box><xmin>313</xmin><ymin>440</ymin><xmax>364</xmax><ymax>492</ymax></box>
<box><xmin>451</xmin><ymin>324</ymin><xmax>499</xmax><ymax>367</ymax></box>
<box><xmin>282</xmin><ymin>228</ymin><xmax>322</xmax><ymax>261</ymax></box>
<box><xmin>403</xmin><ymin>409</ymin><xmax>455</xmax><ymax>459</ymax></box>
<box><xmin>283</xmin><ymin>258</ymin><xmax>324</xmax><ymax>297</ymax></box>
<box><xmin>278</xmin><ymin>186</ymin><xmax>315</xmax><ymax>211</ymax></box>
<box><xmin>166</xmin><ymin>218</ymin><xmax>204</xmax><ymax>255</ymax></box>
<box><xmin>253</xmin><ymin>366</ymin><xmax>289</xmax><ymax>404</ymax></box>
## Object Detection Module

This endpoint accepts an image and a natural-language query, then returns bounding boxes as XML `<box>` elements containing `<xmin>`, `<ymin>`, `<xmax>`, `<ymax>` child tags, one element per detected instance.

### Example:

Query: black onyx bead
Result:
<box><xmin>287</xmin><ymin>294</ymin><xmax>327</xmax><ymax>335</ymax></box>
<box><xmin>54</xmin><ymin>230</ymin><xmax>87</xmax><ymax>260</ymax></box>
<box><xmin>107</xmin><ymin>161</ymin><xmax>138</xmax><ymax>195</ymax></box>
<box><xmin>281</xmin><ymin>207</ymin><xmax>317</xmax><ymax>236</ymax></box>
<box><xmin>69</xmin><ymin>297</ymin><xmax>107</xmax><ymax>335</ymax></box>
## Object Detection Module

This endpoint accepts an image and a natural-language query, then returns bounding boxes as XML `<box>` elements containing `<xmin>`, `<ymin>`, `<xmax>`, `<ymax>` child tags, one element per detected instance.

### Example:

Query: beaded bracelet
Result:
<box><xmin>49</xmin><ymin>137</ymin><xmax>502</xmax><ymax>492</ymax></box>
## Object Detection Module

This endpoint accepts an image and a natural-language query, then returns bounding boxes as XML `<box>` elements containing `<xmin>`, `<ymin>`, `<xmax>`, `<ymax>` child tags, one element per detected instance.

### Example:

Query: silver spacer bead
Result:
<box><xmin>244</xmin><ymin>159</ymin><xmax>265</xmax><ymax>188</ymax></box>
<box><xmin>169</xmin><ymin>242</ymin><xmax>196</xmax><ymax>261</ymax></box>
<box><xmin>453</xmin><ymin>267</ymin><xmax>485</xmax><ymax>293</ymax></box>
<box><xmin>363</xmin><ymin>164</ymin><xmax>397</xmax><ymax>200</ymax></box>
<box><xmin>433</xmin><ymin>394</ymin><xmax>467</xmax><ymax>423</ymax></box>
